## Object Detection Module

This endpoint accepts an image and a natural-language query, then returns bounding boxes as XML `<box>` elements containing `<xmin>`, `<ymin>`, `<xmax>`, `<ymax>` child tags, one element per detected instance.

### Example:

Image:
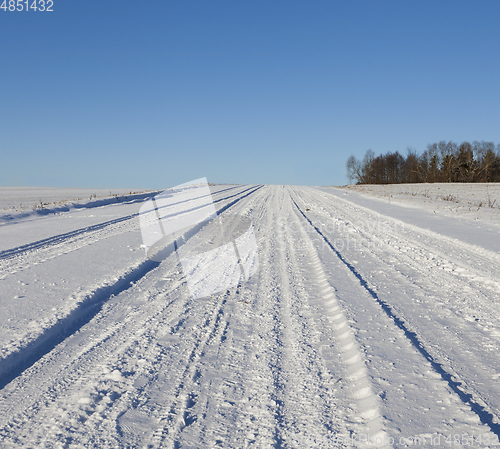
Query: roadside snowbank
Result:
<box><xmin>0</xmin><ymin>186</ymin><xmax>151</xmax><ymax>211</ymax></box>
<box><xmin>0</xmin><ymin>187</ymin><xmax>155</xmax><ymax>223</ymax></box>
<box><xmin>341</xmin><ymin>183</ymin><xmax>500</xmax><ymax>222</ymax></box>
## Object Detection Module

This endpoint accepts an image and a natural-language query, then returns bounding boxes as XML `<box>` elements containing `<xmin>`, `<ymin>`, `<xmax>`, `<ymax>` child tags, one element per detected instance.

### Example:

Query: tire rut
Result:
<box><xmin>0</xmin><ymin>185</ymin><xmax>264</xmax><ymax>394</ymax></box>
<box><xmin>290</xmin><ymin>186</ymin><xmax>500</xmax><ymax>441</ymax></box>
<box><xmin>285</xmin><ymin>187</ymin><xmax>389</xmax><ymax>448</ymax></box>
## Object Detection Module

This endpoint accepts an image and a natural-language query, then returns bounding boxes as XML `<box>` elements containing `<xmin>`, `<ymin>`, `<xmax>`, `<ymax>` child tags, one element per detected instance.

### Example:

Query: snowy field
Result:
<box><xmin>342</xmin><ymin>183</ymin><xmax>500</xmax><ymax>222</ymax></box>
<box><xmin>1</xmin><ymin>184</ymin><xmax>500</xmax><ymax>448</ymax></box>
<box><xmin>0</xmin><ymin>187</ymin><xmax>150</xmax><ymax>213</ymax></box>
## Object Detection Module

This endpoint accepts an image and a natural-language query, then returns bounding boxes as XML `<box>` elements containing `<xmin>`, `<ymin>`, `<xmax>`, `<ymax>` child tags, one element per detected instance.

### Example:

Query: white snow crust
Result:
<box><xmin>1</xmin><ymin>184</ymin><xmax>500</xmax><ymax>448</ymax></box>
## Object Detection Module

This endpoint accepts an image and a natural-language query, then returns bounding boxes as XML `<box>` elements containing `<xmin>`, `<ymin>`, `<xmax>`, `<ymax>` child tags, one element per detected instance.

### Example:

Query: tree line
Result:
<box><xmin>346</xmin><ymin>141</ymin><xmax>500</xmax><ymax>184</ymax></box>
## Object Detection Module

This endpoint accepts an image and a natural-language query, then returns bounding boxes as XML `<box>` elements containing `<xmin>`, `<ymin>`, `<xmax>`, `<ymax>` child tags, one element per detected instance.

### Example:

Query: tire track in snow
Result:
<box><xmin>0</xmin><ymin>257</ymin><xmax>161</xmax><ymax>391</ymax></box>
<box><xmin>0</xmin><ymin>265</ymin><xmax>188</xmax><ymax>447</ymax></box>
<box><xmin>287</xmin><ymin>187</ymin><xmax>390</xmax><ymax>448</ymax></box>
<box><xmin>154</xmin><ymin>186</ymin><xmax>346</xmax><ymax>448</ymax></box>
<box><xmin>313</xmin><ymin>187</ymin><xmax>500</xmax><ymax>297</ymax></box>
<box><xmin>290</xmin><ymin>188</ymin><xmax>500</xmax><ymax>440</ymax></box>
<box><xmin>0</xmin><ymin>185</ymin><xmax>260</xmax><ymax>278</ymax></box>
<box><xmin>162</xmin><ymin>186</ymin><xmax>279</xmax><ymax>448</ymax></box>
<box><xmin>0</xmin><ymin>213</ymin><xmax>142</xmax><ymax>278</ymax></box>
<box><xmin>0</xmin><ymin>213</ymin><xmax>139</xmax><ymax>262</ymax></box>
<box><xmin>0</xmin><ymin>183</ymin><xmax>263</xmax><ymax>445</ymax></box>
<box><xmin>297</xmin><ymin>187</ymin><xmax>500</xmax><ymax>432</ymax></box>
<box><xmin>152</xmin><ymin>187</ymin><xmax>265</xmax><ymax>447</ymax></box>
<box><xmin>0</xmin><ymin>185</ymin><xmax>242</xmax><ymax>262</ymax></box>
<box><xmin>0</xmin><ymin>185</ymin><xmax>263</xmax><ymax>393</ymax></box>
<box><xmin>152</xmin><ymin>292</ymin><xmax>232</xmax><ymax>448</ymax></box>
<box><xmin>266</xmin><ymin>187</ymin><xmax>354</xmax><ymax>447</ymax></box>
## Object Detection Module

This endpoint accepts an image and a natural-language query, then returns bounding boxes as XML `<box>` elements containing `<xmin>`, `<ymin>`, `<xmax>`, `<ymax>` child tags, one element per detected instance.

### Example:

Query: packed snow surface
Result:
<box><xmin>1</xmin><ymin>184</ymin><xmax>500</xmax><ymax>448</ymax></box>
<box><xmin>0</xmin><ymin>187</ymin><xmax>149</xmax><ymax>211</ymax></box>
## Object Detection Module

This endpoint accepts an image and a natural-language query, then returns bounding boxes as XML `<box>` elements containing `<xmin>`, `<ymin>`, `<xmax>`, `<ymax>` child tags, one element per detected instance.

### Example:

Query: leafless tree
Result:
<box><xmin>346</xmin><ymin>141</ymin><xmax>499</xmax><ymax>184</ymax></box>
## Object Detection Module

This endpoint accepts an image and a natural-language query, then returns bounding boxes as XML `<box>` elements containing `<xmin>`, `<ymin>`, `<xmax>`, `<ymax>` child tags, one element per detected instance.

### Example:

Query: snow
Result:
<box><xmin>0</xmin><ymin>186</ymin><xmax>149</xmax><ymax>211</ymax></box>
<box><xmin>341</xmin><ymin>183</ymin><xmax>500</xmax><ymax>222</ymax></box>
<box><xmin>1</xmin><ymin>184</ymin><xmax>500</xmax><ymax>448</ymax></box>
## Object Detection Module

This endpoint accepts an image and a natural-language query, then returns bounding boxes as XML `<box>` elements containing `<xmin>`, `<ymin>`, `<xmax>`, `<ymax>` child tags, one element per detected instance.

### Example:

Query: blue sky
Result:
<box><xmin>1</xmin><ymin>1</ymin><xmax>499</xmax><ymax>188</ymax></box>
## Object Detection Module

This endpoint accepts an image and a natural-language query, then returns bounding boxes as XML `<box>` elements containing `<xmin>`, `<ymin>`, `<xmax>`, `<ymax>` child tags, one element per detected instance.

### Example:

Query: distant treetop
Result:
<box><xmin>346</xmin><ymin>141</ymin><xmax>500</xmax><ymax>184</ymax></box>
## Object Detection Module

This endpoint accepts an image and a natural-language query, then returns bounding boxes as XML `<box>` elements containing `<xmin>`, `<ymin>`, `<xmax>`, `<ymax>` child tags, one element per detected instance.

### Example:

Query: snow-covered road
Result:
<box><xmin>1</xmin><ymin>185</ymin><xmax>499</xmax><ymax>448</ymax></box>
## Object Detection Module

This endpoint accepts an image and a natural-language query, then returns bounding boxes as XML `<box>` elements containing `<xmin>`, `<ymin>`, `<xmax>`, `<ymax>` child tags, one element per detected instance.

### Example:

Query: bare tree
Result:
<box><xmin>346</xmin><ymin>155</ymin><xmax>363</xmax><ymax>184</ymax></box>
<box><xmin>361</xmin><ymin>150</ymin><xmax>375</xmax><ymax>183</ymax></box>
<box><xmin>405</xmin><ymin>147</ymin><xmax>420</xmax><ymax>183</ymax></box>
<box><xmin>346</xmin><ymin>140</ymin><xmax>499</xmax><ymax>184</ymax></box>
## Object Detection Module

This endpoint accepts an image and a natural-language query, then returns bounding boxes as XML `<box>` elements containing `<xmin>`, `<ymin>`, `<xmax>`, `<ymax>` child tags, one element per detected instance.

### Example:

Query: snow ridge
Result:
<box><xmin>289</xmin><ymin>191</ymin><xmax>390</xmax><ymax>448</ymax></box>
<box><xmin>292</xmin><ymin>187</ymin><xmax>500</xmax><ymax>442</ymax></box>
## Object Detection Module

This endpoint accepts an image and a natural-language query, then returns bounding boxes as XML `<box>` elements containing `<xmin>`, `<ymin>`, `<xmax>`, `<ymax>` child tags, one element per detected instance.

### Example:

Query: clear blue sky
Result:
<box><xmin>1</xmin><ymin>0</ymin><xmax>499</xmax><ymax>188</ymax></box>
